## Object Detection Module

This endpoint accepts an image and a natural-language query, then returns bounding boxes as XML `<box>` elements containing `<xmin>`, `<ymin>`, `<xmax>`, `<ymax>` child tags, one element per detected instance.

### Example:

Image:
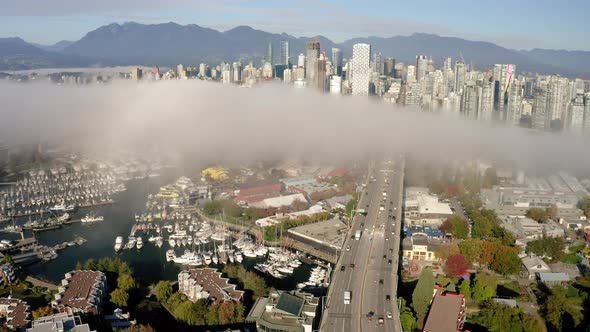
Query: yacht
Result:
<box><xmin>165</xmin><ymin>250</ymin><xmax>175</xmax><ymax>262</ymax></box>
<box><xmin>168</xmin><ymin>238</ymin><xmax>176</xmax><ymax>247</ymax></box>
<box><xmin>155</xmin><ymin>237</ymin><xmax>164</xmax><ymax>248</ymax></box>
<box><xmin>127</xmin><ymin>236</ymin><xmax>136</xmax><ymax>249</ymax></box>
<box><xmin>203</xmin><ymin>252</ymin><xmax>212</xmax><ymax>265</ymax></box>
<box><xmin>136</xmin><ymin>237</ymin><xmax>143</xmax><ymax>249</ymax></box>
<box><xmin>81</xmin><ymin>214</ymin><xmax>104</xmax><ymax>223</ymax></box>
<box><xmin>235</xmin><ymin>251</ymin><xmax>243</xmax><ymax>263</ymax></box>
<box><xmin>114</xmin><ymin>236</ymin><xmax>124</xmax><ymax>252</ymax></box>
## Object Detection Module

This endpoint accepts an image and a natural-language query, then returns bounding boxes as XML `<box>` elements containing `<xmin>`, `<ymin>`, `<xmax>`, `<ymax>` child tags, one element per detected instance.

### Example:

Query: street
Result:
<box><xmin>320</xmin><ymin>158</ymin><xmax>404</xmax><ymax>332</ymax></box>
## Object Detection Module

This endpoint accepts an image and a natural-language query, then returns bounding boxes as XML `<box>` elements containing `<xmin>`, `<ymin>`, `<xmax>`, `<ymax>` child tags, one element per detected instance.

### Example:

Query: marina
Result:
<box><xmin>0</xmin><ymin>165</ymin><xmax>329</xmax><ymax>295</ymax></box>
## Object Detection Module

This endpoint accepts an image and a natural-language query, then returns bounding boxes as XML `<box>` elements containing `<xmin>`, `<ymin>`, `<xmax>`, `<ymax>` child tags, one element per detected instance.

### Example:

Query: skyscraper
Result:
<box><xmin>383</xmin><ymin>58</ymin><xmax>395</xmax><ymax>77</ymax></box>
<box><xmin>454</xmin><ymin>61</ymin><xmax>465</xmax><ymax>93</ymax></box>
<box><xmin>297</xmin><ymin>54</ymin><xmax>306</xmax><ymax>68</ymax></box>
<box><xmin>266</xmin><ymin>42</ymin><xmax>273</xmax><ymax>64</ymax></box>
<box><xmin>373</xmin><ymin>52</ymin><xmax>383</xmax><ymax>75</ymax></box>
<box><xmin>280</xmin><ymin>41</ymin><xmax>290</xmax><ymax>66</ymax></box>
<box><xmin>331</xmin><ymin>48</ymin><xmax>342</xmax><ymax>76</ymax></box>
<box><xmin>406</xmin><ymin>65</ymin><xmax>416</xmax><ymax>83</ymax></box>
<box><xmin>533</xmin><ymin>87</ymin><xmax>548</xmax><ymax>130</ymax></box>
<box><xmin>305</xmin><ymin>39</ymin><xmax>321</xmax><ymax>88</ymax></box>
<box><xmin>351</xmin><ymin>43</ymin><xmax>371</xmax><ymax>96</ymax></box>
<box><xmin>232</xmin><ymin>62</ymin><xmax>242</xmax><ymax>82</ymax></box>
<box><xmin>479</xmin><ymin>80</ymin><xmax>495</xmax><ymax>122</ymax></box>
<box><xmin>567</xmin><ymin>95</ymin><xmax>585</xmax><ymax>133</ymax></box>
<box><xmin>507</xmin><ymin>82</ymin><xmax>523</xmax><ymax>126</ymax></box>
<box><xmin>461</xmin><ymin>83</ymin><xmax>480</xmax><ymax>119</ymax></box>
<box><xmin>416</xmin><ymin>55</ymin><xmax>428</xmax><ymax>82</ymax></box>
<box><xmin>492</xmin><ymin>64</ymin><xmax>515</xmax><ymax>111</ymax></box>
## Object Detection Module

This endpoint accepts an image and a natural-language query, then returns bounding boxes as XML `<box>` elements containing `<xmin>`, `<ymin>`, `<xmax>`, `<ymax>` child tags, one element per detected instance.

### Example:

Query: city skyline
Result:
<box><xmin>1</xmin><ymin>0</ymin><xmax>589</xmax><ymax>51</ymax></box>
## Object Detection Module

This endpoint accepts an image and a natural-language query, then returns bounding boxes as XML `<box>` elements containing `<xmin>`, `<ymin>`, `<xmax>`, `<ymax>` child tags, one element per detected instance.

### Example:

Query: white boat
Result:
<box><xmin>235</xmin><ymin>251</ymin><xmax>243</xmax><ymax>263</ymax></box>
<box><xmin>182</xmin><ymin>238</ymin><xmax>188</xmax><ymax>246</ymax></box>
<box><xmin>228</xmin><ymin>252</ymin><xmax>235</xmax><ymax>263</ymax></box>
<box><xmin>212</xmin><ymin>254</ymin><xmax>219</xmax><ymax>265</ymax></box>
<box><xmin>81</xmin><ymin>214</ymin><xmax>104</xmax><ymax>223</ymax></box>
<box><xmin>148</xmin><ymin>236</ymin><xmax>157</xmax><ymax>242</ymax></box>
<box><xmin>49</xmin><ymin>204</ymin><xmax>65</xmax><ymax>212</ymax></box>
<box><xmin>296</xmin><ymin>283</ymin><xmax>307</xmax><ymax>289</ymax></box>
<box><xmin>243</xmin><ymin>249</ymin><xmax>257</xmax><ymax>258</ymax></box>
<box><xmin>155</xmin><ymin>238</ymin><xmax>163</xmax><ymax>248</ymax></box>
<box><xmin>127</xmin><ymin>237</ymin><xmax>136</xmax><ymax>249</ymax></box>
<box><xmin>168</xmin><ymin>238</ymin><xmax>176</xmax><ymax>247</ymax></box>
<box><xmin>114</xmin><ymin>236</ymin><xmax>124</xmax><ymax>252</ymax></box>
<box><xmin>203</xmin><ymin>252</ymin><xmax>212</xmax><ymax>265</ymax></box>
<box><xmin>277</xmin><ymin>266</ymin><xmax>294</xmax><ymax>274</ymax></box>
<box><xmin>136</xmin><ymin>237</ymin><xmax>143</xmax><ymax>249</ymax></box>
<box><xmin>166</xmin><ymin>250</ymin><xmax>175</xmax><ymax>262</ymax></box>
<box><xmin>187</xmin><ymin>236</ymin><xmax>193</xmax><ymax>245</ymax></box>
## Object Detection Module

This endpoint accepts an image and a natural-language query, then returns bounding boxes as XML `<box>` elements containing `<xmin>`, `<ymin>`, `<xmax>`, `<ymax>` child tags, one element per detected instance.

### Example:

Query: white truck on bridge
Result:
<box><xmin>355</xmin><ymin>230</ymin><xmax>361</xmax><ymax>240</ymax></box>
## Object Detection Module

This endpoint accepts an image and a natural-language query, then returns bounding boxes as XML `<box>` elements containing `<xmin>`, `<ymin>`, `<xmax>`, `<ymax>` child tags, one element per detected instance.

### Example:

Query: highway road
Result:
<box><xmin>320</xmin><ymin>158</ymin><xmax>404</xmax><ymax>332</ymax></box>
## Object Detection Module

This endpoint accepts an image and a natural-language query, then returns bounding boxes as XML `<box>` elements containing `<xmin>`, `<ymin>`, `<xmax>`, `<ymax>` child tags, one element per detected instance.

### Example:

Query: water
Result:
<box><xmin>8</xmin><ymin>171</ymin><xmax>314</xmax><ymax>290</ymax></box>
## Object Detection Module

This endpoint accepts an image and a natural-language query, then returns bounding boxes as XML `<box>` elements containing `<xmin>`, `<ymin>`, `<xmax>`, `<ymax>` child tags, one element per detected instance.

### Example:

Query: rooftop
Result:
<box><xmin>179</xmin><ymin>268</ymin><xmax>243</xmax><ymax>302</ymax></box>
<box><xmin>538</xmin><ymin>272</ymin><xmax>570</xmax><ymax>283</ymax></box>
<box><xmin>27</xmin><ymin>312</ymin><xmax>94</xmax><ymax>332</ymax></box>
<box><xmin>0</xmin><ymin>297</ymin><xmax>30</xmax><ymax>330</ymax></box>
<box><xmin>275</xmin><ymin>293</ymin><xmax>304</xmax><ymax>317</ymax></box>
<box><xmin>423</xmin><ymin>290</ymin><xmax>465</xmax><ymax>332</ymax></box>
<box><xmin>288</xmin><ymin>218</ymin><xmax>347</xmax><ymax>250</ymax></box>
<box><xmin>55</xmin><ymin>270</ymin><xmax>105</xmax><ymax>313</ymax></box>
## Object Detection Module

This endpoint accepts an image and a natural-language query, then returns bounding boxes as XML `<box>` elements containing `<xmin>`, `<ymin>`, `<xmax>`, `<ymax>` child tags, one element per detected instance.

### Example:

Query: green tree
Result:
<box><xmin>458</xmin><ymin>279</ymin><xmax>471</xmax><ymax>300</ymax></box>
<box><xmin>472</xmin><ymin>273</ymin><xmax>497</xmax><ymax>301</ymax></box>
<box><xmin>490</xmin><ymin>246</ymin><xmax>521</xmax><ymax>275</ymax></box>
<box><xmin>117</xmin><ymin>273</ymin><xmax>136</xmax><ymax>292</ymax></box>
<box><xmin>206</xmin><ymin>303</ymin><xmax>220</xmax><ymax>325</ymax></box>
<box><xmin>203</xmin><ymin>200</ymin><xmax>222</xmax><ymax>216</ymax></box>
<box><xmin>525</xmin><ymin>208</ymin><xmax>547</xmax><ymax>222</ymax></box>
<box><xmin>399</xmin><ymin>298</ymin><xmax>417</xmax><ymax>332</ymax></box>
<box><xmin>459</xmin><ymin>239</ymin><xmax>483</xmax><ymax>263</ymax></box>
<box><xmin>526</xmin><ymin>237</ymin><xmax>565</xmax><ymax>261</ymax></box>
<box><xmin>412</xmin><ymin>267</ymin><xmax>435</xmax><ymax>329</ymax></box>
<box><xmin>472</xmin><ymin>215</ymin><xmax>495</xmax><ymax>238</ymax></box>
<box><xmin>2</xmin><ymin>255</ymin><xmax>14</xmax><ymax>265</ymax></box>
<box><xmin>154</xmin><ymin>280</ymin><xmax>173</xmax><ymax>302</ymax></box>
<box><xmin>544</xmin><ymin>287</ymin><xmax>584</xmax><ymax>332</ymax></box>
<box><xmin>435</xmin><ymin>244</ymin><xmax>460</xmax><ymax>261</ymax></box>
<box><xmin>577</xmin><ymin>196</ymin><xmax>590</xmax><ymax>217</ymax></box>
<box><xmin>110</xmin><ymin>288</ymin><xmax>129</xmax><ymax>307</ymax></box>
<box><xmin>472</xmin><ymin>300</ymin><xmax>546</xmax><ymax>332</ymax></box>
<box><xmin>440</xmin><ymin>215</ymin><xmax>470</xmax><ymax>239</ymax></box>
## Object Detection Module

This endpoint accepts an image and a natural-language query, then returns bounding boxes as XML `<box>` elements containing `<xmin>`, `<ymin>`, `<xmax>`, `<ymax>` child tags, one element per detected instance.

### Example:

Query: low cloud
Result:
<box><xmin>0</xmin><ymin>80</ymin><xmax>587</xmax><ymax>174</ymax></box>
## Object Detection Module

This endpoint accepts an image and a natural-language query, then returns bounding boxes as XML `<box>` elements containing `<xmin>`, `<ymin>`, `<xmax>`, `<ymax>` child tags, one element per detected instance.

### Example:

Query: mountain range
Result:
<box><xmin>0</xmin><ymin>22</ymin><xmax>588</xmax><ymax>78</ymax></box>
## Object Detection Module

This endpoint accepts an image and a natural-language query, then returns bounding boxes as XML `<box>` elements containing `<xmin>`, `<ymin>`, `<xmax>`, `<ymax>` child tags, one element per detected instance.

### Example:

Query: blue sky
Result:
<box><xmin>1</xmin><ymin>0</ymin><xmax>588</xmax><ymax>51</ymax></box>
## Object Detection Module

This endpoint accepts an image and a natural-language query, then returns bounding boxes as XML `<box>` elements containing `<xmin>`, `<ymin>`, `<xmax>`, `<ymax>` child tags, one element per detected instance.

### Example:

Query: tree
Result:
<box><xmin>32</xmin><ymin>306</ymin><xmax>53</xmax><ymax>320</ymax></box>
<box><xmin>472</xmin><ymin>215</ymin><xmax>495</xmax><ymax>238</ymax></box>
<box><xmin>482</xmin><ymin>168</ymin><xmax>498</xmax><ymax>189</ymax></box>
<box><xmin>544</xmin><ymin>287</ymin><xmax>584</xmax><ymax>332</ymax></box>
<box><xmin>441</xmin><ymin>215</ymin><xmax>470</xmax><ymax>239</ymax></box>
<box><xmin>490</xmin><ymin>246</ymin><xmax>521</xmax><ymax>275</ymax></box>
<box><xmin>444</xmin><ymin>255</ymin><xmax>471</xmax><ymax>277</ymax></box>
<box><xmin>203</xmin><ymin>200</ymin><xmax>222</xmax><ymax>216</ymax></box>
<box><xmin>412</xmin><ymin>267</ymin><xmax>435</xmax><ymax>329</ymax></box>
<box><xmin>206</xmin><ymin>303</ymin><xmax>220</xmax><ymax>325</ymax></box>
<box><xmin>117</xmin><ymin>273</ymin><xmax>136</xmax><ymax>292</ymax></box>
<box><xmin>154</xmin><ymin>280</ymin><xmax>173</xmax><ymax>302</ymax></box>
<box><xmin>399</xmin><ymin>298</ymin><xmax>417</xmax><ymax>332</ymax></box>
<box><xmin>435</xmin><ymin>244</ymin><xmax>460</xmax><ymax>261</ymax></box>
<box><xmin>546</xmin><ymin>204</ymin><xmax>558</xmax><ymax>221</ymax></box>
<box><xmin>291</xmin><ymin>199</ymin><xmax>309</xmax><ymax>212</ymax></box>
<box><xmin>2</xmin><ymin>255</ymin><xmax>14</xmax><ymax>265</ymax></box>
<box><xmin>221</xmin><ymin>200</ymin><xmax>242</xmax><ymax>218</ymax></box>
<box><xmin>458</xmin><ymin>279</ymin><xmax>471</xmax><ymax>300</ymax></box>
<box><xmin>472</xmin><ymin>274</ymin><xmax>497</xmax><ymax>301</ymax></box>
<box><xmin>578</xmin><ymin>196</ymin><xmax>590</xmax><ymax>217</ymax></box>
<box><xmin>526</xmin><ymin>237</ymin><xmax>565</xmax><ymax>261</ymax></box>
<box><xmin>110</xmin><ymin>288</ymin><xmax>129</xmax><ymax>307</ymax></box>
<box><xmin>459</xmin><ymin>239</ymin><xmax>483</xmax><ymax>263</ymax></box>
<box><xmin>525</xmin><ymin>208</ymin><xmax>547</xmax><ymax>222</ymax></box>
<box><xmin>472</xmin><ymin>300</ymin><xmax>546</xmax><ymax>332</ymax></box>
